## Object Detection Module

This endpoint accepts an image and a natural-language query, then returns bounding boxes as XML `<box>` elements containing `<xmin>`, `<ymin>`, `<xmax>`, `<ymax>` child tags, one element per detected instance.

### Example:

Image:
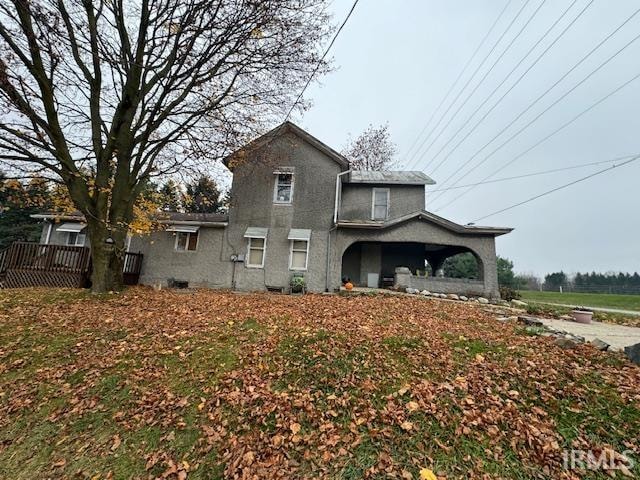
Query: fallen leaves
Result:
<box><xmin>419</xmin><ymin>468</ymin><xmax>438</xmax><ymax>480</ymax></box>
<box><xmin>0</xmin><ymin>287</ymin><xmax>639</xmax><ymax>479</ymax></box>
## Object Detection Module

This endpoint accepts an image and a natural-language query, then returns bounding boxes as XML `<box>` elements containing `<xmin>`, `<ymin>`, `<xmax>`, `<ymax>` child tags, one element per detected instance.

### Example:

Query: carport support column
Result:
<box><xmin>480</xmin><ymin>247</ymin><xmax>500</xmax><ymax>299</ymax></box>
<box><xmin>426</xmin><ymin>254</ymin><xmax>446</xmax><ymax>278</ymax></box>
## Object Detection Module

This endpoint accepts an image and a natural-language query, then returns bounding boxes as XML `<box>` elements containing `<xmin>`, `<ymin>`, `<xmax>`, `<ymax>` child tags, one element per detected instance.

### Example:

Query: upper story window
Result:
<box><xmin>273</xmin><ymin>173</ymin><xmax>294</xmax><ymax>204</ymax></box>
<box><xmin>372</xmin><ymin>188</ymin><xmax>390</xmax><ymax>220</ymax></box>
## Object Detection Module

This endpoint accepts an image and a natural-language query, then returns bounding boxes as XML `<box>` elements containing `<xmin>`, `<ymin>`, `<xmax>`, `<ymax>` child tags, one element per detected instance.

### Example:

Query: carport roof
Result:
<box><xmin>336</xmin><ymin>210</ymin><xmax>513</xmax><ymax>237</ymax></box>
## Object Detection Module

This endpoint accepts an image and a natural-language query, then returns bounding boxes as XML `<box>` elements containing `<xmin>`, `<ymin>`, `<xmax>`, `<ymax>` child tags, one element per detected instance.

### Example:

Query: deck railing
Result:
<box><xmin>0</xmin><ymin>242</ymin><xmax>143</xmax><ymax>288</ymax></box>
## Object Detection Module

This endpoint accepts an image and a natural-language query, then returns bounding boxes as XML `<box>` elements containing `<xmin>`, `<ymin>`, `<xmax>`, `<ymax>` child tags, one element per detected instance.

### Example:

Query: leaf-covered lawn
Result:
<box><xmin>0</xmin><ymin>288</ymin><xmax>638</xmax><ymax>479</ymax></box>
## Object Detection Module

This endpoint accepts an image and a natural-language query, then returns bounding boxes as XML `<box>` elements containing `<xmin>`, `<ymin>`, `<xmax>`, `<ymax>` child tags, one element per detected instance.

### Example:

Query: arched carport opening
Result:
<box><xmin>341</xmin><ymin>241</ymin><xmax>483</xmax><ymax>288</ymax></box>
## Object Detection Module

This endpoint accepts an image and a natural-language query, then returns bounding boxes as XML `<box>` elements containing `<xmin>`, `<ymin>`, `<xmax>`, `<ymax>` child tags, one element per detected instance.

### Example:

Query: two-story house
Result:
<box><xmin>33</xmin><ymin>122</ymin><xmax>512</xmax><ymax>297</ymax></box>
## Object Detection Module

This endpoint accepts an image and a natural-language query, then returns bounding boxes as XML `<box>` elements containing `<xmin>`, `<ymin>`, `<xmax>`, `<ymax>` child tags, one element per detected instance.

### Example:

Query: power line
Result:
<box><xmin>401</xmin><ymin>0</ymin><xmax>513</xmax><ymax>163</ymax></box>
<box><xmin>414</xmin><ymin>0</ymin><xmax>549</xmax><ymax>173</ymax></box>
<box><xmin>430</xmin><ymin>7</ymin><xmax>640</xmax><ymax>206</ymax></box>
<box><xmin>404</xmin><ymin>0</ymin><xmax>532</xmax><ymax>170</ymax></box>
<box><xmin>470</xmin><ymin>155</ymin><xmax>640</xmax><ymax>222</ymax></box>
<box><xmin>425</xmin><ymin>0</ymin><xmax>591</xmax><ymax>176</ymax></box>
<box><xmin>434</xmin><ymin>67</ymin><xmax>640</xmax><ymax>212</ymax></box>
<box><xmin>427</xmin><ymin>154</ymin><xmax>638</xmax><ymax>192</ymax></box>
<box><xmin>284</xmin><ymin>0</ymin><xmax>360</xmax><ymax>122</ymax></box>
<box><xmin>228</xmin><ymin>153</ymin><xmax>638</xmax><ymax>227</ymax></box>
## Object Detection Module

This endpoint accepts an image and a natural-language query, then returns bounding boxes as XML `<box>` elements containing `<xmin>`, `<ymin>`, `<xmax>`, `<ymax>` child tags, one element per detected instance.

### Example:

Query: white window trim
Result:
<box><xmin>273</xmin><ymin>172</ymin><xmax>294</xmax><ymax>204</ymax></box>
<box><xmin>174</xmin><ymin>231</ymin><xmax>199</xmax><ymax>252</ymax></box>
<box><xmin>371</xmin><ymin>187</ymin><xmax>390</xmax><ymax>220</ymax></box>
<box><xmin>289</xmin><ymin>239</ymin><xmax>310</xmax><ymax>271</ymax></box>
<box><xmin>66</xmin><ymin>231</ymin><xmax>86</xmax><ymax>247</ymax></box>
<box><xmin>246</xmin><ymin>237</ymin><xmax>266</xmax><ymax>268</ymax></box>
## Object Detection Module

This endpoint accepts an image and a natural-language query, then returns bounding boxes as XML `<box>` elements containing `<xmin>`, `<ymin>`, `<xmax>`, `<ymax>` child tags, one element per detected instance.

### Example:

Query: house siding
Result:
<box><xmin>129</xmin><ymin>228</ymin><xmax>231</xmax><ymax>288</ymax></box>
<box><xmin>339</xmin><ymin>184</ymin><xmax>425</xmax><ymax>222</ymax></box>
<box><xmin>221</xmin><ymin>130</ymin><xmax>342</xmax><ymax>292</ymax></box>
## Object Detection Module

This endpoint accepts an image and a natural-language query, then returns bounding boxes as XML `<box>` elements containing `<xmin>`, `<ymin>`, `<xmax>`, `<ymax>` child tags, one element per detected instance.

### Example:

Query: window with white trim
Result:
<box><xmin>66</xmin><ymin>231</ymin><xmax>86</xmax><ymax>246</ymax></box>
<box><xmin>273</xmin><ymin>173</ymin><xmax>294</xmax><ymax>204</ymax></box>
<box><xmin>175</xmin><ymin>231</ymin><xmax>198</xmax><ymax>251</ymax></box>
<box><xmin>289</xmin><ymin>240</ymin><xmax>309</xmax><ymax>270</ymax></box>
<box><xmin>372</xmin><ymin>188</ymin><xmax>390</xmax><ymax>220</ymax></box>
<box><xmin>247</xmin><ymin>237</ymin><xmax>266</xmax><ymax>268</ymax></box>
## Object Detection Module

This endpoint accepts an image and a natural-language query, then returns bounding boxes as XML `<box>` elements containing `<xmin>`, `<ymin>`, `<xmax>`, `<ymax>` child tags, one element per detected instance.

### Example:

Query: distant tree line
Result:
<box><xmin>541</xmin><ymin>270</ymin><xmax>640</xmax><ymax>294</ymax></box>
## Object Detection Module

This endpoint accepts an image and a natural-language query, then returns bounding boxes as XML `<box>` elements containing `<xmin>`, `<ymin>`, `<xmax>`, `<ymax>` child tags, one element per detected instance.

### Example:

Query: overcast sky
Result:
<box><xmin>292</xmin><ymin>0</ymin><xmax>640</xmax><ymax>277</ymax></box>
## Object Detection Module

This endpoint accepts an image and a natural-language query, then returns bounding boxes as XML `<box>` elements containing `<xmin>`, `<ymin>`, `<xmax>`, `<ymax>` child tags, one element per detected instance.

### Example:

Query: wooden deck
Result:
<box><xmin>0</xmin><ymin>242</ymin><xmax>143</xmax><ymax>289</ymax></box>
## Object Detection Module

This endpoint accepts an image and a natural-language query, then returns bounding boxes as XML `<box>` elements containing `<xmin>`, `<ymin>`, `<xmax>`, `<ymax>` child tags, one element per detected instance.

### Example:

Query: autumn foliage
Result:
<box><xmin>0</xmin><ymin>289</ymin><xmax>638</xmax><ymax>479</ymax></box>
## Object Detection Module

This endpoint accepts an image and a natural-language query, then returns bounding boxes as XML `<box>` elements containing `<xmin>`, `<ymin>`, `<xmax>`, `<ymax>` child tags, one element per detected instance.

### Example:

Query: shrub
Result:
<box><xmin>290</xmin><ymin>275</ymin><xmax>305</xmax><ymax>294</ymax></box>
<box><xmin>499</xmin><ymin>286</ymin><xmax>521</xmax><ymax>301</ymax></box>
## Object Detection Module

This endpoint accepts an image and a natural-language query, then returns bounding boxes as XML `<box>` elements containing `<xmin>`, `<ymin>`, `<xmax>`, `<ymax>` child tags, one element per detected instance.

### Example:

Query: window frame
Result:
<box><xmin>66</xmin><ymin>231</ymin><xmax>86</xmax><ymax>246</ymax></box>
<box><xmin>289</xmin><ymin>239</ymin><xmax>310</xmax><ymax>271</ymax></box>
<box><xmin>371</xmin><ymin>187</ymin><xmax>390</xmax><ymax>220</ymax></box>
<box><xmin>273</xmin><ymin>172</ymin><xmax>294</xmax><ymax>204</ymax></box>
<box><xmin>246</xmin><ymin>236</ymin><xmax>266</xmax><ymax>268</ymax></box>
<box><xmin>174</xmin><ymin>231</ymin><xmax>199</xmax><ymax>252</ymax></box>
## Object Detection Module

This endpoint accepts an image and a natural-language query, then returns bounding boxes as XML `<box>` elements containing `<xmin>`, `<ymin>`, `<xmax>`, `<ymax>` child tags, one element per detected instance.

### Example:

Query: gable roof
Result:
<box><xmin>348</xmin><ymin>170</ymin><xmax>436</xmax><ymax>185</ymax></box>
<box><xmin>337</xmin><ymin>210</ymin><xmax>512</xmax><ymax>237</ymax></box>
<box><xmin>223</xmin><ymin>122</ymin><xmax>350</xmax><ymax>171</ymax></box>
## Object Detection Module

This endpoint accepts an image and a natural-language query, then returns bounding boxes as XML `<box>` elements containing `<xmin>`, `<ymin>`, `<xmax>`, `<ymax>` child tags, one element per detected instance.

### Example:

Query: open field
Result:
<box><xmin>519</xmin><ymin>290</ymin><xmax>640</xmax><ymax>312</ymax></box>
<box><xmin>1</xmin><ymin>288</ymin><xmax>639</xmax><ymax>479</ymax></box>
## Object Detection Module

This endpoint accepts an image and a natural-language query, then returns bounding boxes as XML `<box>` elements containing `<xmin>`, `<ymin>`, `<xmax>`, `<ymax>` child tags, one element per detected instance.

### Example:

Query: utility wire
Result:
<box><xmin>426</xmin><ymin>0</ymin><xmax>591</xmax><ymax>176</ymax></box>
<box><xmin>402</xmin><ymin>0</ymin><xmax>513</xmax><ymax>163</ymax></box>
<box><xmin>427</xmin><ymin>154</ymin><xmax>637</xmax><ymax>192</ymax></box>
<box><xmin>471</xmin><ymin>155</ymin><xmax>640</xmax><ymax>222</ymax></box>
<box><xmin>430</xmin><ymin>7</ymin><xmax>640</xmax><ymax>205</ymax></box>
<box><xmin>434</xmin><ymin>66</ymin><xmax>640</xmax><ymax>212</ymax></box>
<box><xmin>283</xmin><ymin>0</ymin><xmax>360</xmax><ymax>122</ymax></box>
<box><xmin>415</xmin><ymin>0</ymin><xmax>549</xmax><ymax>172</ymax></box>
<box><xmin>404</xmin><ymin>0</ymin><xmax>530</xmax><ymax>170</ymax></box>
<box><xmin>228</xmin><ymin>153</ymin><xmax>639</xmax><ymax>227</ymax></box>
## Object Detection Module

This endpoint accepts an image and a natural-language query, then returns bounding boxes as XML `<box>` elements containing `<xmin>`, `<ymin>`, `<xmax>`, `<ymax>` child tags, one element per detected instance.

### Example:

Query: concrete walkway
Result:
<box><xmin>537</xmin><ymin>317</ymin><xmax>640</xmax><ymax>351</ymax></box>
<box><xmin>533</xmin><ymin>301</ymin><xmax>640</xmax><ymax>317</ymax></box>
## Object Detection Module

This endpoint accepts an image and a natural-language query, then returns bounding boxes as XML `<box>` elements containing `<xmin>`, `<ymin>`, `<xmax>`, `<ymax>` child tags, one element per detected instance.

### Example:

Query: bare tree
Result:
<box><xmin>0</xmin><ymin>0</ymin><xmax>331</xmax><ymax>292</ymax></box>
<box><xmin>343</xmin><ymin>123</ymin><xmax>397</xmax><ymax>171</ymax></box>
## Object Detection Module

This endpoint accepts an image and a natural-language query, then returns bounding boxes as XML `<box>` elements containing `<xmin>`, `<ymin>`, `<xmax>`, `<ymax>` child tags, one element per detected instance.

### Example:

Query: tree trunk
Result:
<box><xmin>86</xmin><ymin>219</ymin><xmax>127</xmax><ymax>293</ymax></box>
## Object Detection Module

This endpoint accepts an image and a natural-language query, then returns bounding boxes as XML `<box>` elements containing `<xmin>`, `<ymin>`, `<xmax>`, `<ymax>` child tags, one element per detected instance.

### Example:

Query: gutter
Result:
<box><xmin>156</xmin><ymin>220</ymin><xmax>228</xmax><ymax>228</ymax></box>
<box><xmin>327</xmin><ymin>169</ymin><xmax>351</xmax><ymax>292</ymax></box>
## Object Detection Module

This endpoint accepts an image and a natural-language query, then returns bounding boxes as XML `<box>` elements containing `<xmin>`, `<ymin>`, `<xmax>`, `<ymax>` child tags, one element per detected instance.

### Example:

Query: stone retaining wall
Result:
<box><xmin>394</xmin><ymin>267</ymin><xmax>489</xmax><ymax>297</ymax></box>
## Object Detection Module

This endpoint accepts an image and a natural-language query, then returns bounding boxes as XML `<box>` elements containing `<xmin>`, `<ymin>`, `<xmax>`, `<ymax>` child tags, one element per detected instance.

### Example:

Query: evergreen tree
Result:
<box><xmin>0</xmin><ymin>174</ymin><xmax>52</xmax><ymax>249</ymax></box>
<box><xmin>184</xmin><ymin>176</ymin><xmax>222</xmax><ymax>214</ymax></box>
<box><xmin>158</xmin><ymin>180</ymin><xmax>183</xmax><ymax>212</ymax></box>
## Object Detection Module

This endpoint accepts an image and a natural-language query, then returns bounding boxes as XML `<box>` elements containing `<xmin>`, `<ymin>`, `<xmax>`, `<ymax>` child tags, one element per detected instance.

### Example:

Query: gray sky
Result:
<box><xmin>293</xmin><ymin>0</ymin><xmax>640</xmax><ymax>277</ymax></box>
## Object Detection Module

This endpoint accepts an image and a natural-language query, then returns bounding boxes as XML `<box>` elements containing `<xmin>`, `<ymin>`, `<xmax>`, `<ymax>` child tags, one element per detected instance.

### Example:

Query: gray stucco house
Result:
<box><xmin>33</xmin><ymin>122</ymin><xmax>512</xmax><ymax>297</ymax></box>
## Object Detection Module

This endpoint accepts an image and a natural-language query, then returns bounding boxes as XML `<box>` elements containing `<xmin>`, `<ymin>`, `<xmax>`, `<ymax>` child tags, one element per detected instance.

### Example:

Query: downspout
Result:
<box><xmin>44</xmin><ymin>221</ymin><xmax>53</xmax><ymax>244</ymax></box>
<box><xmin>327</xmin><ymin>169</ymin><xmax>351</xmax><ymax>291</ymax></box>
<box><xmin>333</xmin><ymin>169</ymin><xmax>351</xmax><ymax>224</ymax></box>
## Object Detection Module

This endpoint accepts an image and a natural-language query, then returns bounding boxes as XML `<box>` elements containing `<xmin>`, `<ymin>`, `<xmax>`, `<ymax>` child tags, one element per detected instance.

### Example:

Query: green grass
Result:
<box><xmin>1</xmin><ymin>288</ymin><xmax>639</xmax><ymax>479</ymax></box>
<box><xmin>519</xmin><ymin>290</ymin><xmax>640</xmax><ymax>312</ymax></box>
